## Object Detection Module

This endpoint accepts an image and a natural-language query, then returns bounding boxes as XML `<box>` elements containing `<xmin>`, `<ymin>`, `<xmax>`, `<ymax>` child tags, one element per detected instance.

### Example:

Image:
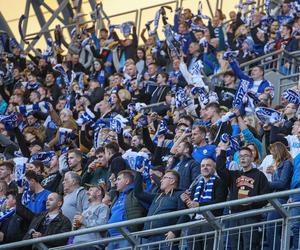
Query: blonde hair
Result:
<box><xmin>269</xmin><ymin>142</ymin><xmax>292</xmax><ymax>167</ymax></box>
<box><xmin>118</xmin><ymin>89</ymin><xmax>131</xmax><ymax>101</ymax></box>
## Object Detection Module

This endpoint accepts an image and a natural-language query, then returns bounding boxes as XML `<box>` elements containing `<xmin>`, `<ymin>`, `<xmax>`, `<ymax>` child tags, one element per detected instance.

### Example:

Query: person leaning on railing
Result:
<box><xmin>216</xmin><ymin>141</ymin><xmax>270</xmax><ymax>250</ymax></box>
<box><xmin>180</xmin><ymin>157</ymin><xmax>227</xmax><ymax>250</ymax></box>
<box><xmin>134</xmin><ymin>169</ymin><xmax>189</xmax><ymax>250</ymax></box>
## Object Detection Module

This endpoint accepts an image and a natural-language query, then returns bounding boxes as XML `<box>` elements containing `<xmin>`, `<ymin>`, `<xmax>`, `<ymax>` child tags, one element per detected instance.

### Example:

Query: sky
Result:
<box><xmin>0</xmin><ymin>0</ymin><xmax>237</xmax><ymax>49</ymax></box>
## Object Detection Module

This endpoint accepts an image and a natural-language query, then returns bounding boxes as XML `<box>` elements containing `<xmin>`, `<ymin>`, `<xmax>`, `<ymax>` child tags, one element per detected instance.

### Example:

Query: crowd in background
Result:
<box><xmin>0</xmin><ymin>0</ymin><xmax>300</xmax><ymax>249</ymax></box>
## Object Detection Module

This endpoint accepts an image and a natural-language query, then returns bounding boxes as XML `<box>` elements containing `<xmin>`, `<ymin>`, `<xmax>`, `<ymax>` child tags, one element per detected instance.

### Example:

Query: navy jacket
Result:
<box><xmin>173</xmin><ymin>156</ymin><xmax>200</xmax><ymax>191</ymax></box>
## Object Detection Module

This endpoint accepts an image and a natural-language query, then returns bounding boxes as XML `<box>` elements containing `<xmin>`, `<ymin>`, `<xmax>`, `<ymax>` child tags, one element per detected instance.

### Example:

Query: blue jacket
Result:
<box><xmin>269</xmin><ymin>160</ymin><xmax>293</xmax><ymax>193</ymax></box>
<box><xmin>108</xmin><ymin>184</ymin><xmax>133</xmax><ymax>236</ymax></box>
<box><xmin>291</xmin><ymin>154</ymin><xmax>300</xmax><ymax>201</ymax></box>
<box><xmin>230</xmin><ymin>60</ymin><xmax>274</xmax><ymax>97</ymax></box>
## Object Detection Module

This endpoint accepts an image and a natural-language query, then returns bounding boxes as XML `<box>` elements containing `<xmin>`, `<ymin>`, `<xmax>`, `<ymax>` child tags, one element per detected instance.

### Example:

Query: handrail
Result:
<box><xmin>0</xmin><ymin>188</ymin><xmax>299</xmax><ymax>249</ymax></box>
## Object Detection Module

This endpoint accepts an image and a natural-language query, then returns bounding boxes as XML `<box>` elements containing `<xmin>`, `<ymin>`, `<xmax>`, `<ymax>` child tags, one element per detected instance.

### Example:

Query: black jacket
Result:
<box><xmin>16</xmin><ymin>194</ymin><xmax>71</xmax><ymax>247</ymax></box>
<box><xmin>189</xmin><ymin>175</ymin><xmax>227</xmax><ymax>217</ymax></box>
<box><xmin>216</xmin><ymin>150</ymin><xmax>270</xmax><ymax>213</ymax></box>
<box><xmin>0</xmin><ymin>213</ymin><xmax>25</xmax><ymax>245</ymax></box>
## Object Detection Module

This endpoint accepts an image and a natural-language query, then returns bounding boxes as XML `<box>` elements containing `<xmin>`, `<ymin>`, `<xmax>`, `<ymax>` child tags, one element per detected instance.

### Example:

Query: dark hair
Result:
<box><xmin>180</xmin><ymin>115</ymin><xmax>194</xmax><ymax>127</ymax></box>
<box><xmin>25</xmin><ymin>170</ymin><xmax>43</xmax><ymax>183</ymax></box>
<box><xmin>180</xmin><ymin>141</ymin><xmax>194</xmax><ymax>155</ymax></box>
<box><xmin>239</xmin><ymin>147</ymin><xmax>253</xmax><ymax>155</ymax></box>
<box><xmin>223</xmin><ymin>70</ymin><xmax>236</xmax><ymax>81</ymax></box>
<box><xmin>100</xmin><ymin>28</ymin><xmax>108</xmax><ymax>33</ymax></box>
<box><xmin>31</xmin><ymin>160</ymin><xmax>45</xmax><ymax>174</ymax></box>
<box><xmin>283</xmin><ymin>25</ymin><xmax>293</xmax><ymax>35</ymax></box>
<box><xmin>105</xmin><ymin>141</ymin><xmax>119</xmax><ymax>155</ymax></box>
<box><xmin>95</xmin><ymin>147</ymin><xmax>105</xmax><ymax>155</ymax></box>
<box><xmin>0</xmin><ymin>161</ymin><xmax>14</xmax><ymax>173</ymax></box>
<box><xmin>118</xmin><ymin>170</ymin><xmax>134</xmax><ymax>183</ymax></box>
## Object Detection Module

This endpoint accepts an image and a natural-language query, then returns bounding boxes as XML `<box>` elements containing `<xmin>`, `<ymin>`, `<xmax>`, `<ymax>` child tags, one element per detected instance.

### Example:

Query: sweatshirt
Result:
<box><xmin>216</xmin><ymin>150</ymin><xmax>270</xmax><ymax>213</ymax></box>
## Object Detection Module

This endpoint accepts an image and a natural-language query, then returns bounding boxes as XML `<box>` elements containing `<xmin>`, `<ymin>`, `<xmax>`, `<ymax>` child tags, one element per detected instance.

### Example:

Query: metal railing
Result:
<box><xmin>1</xmin><ymin>188</ymin><xmax>300</xmax><ymax>250</ymax></box>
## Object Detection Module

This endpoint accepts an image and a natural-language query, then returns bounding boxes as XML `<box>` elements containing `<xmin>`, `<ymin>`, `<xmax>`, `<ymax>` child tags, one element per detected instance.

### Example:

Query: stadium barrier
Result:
<box><xmin>1</xmin><ymin>188</ymin><xmax>300</xmax><ymax>250</ymax></box>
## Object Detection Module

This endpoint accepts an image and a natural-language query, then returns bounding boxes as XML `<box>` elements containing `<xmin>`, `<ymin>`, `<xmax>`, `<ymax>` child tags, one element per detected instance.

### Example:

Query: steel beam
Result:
<box><xmin>25</xmin><ymin>0</ymin><xmax>69</xmax><ymax>53</ymax></box>
<box><xmin>40</xmin><ymin>1</ymin><xmax>66</xmax><ymax>24</ymax></box>
<box><xmin>0</xmin><ymin>12</ymin><xmax>15</xmax><ymax>39</ymax></box>
<box><xmin>57</xmin><ymin>0</ymin><xmax>74</xmax><ymax>36</ymax></box>
<box><xmin>31</xmin><ymin>0</ymin><xmax>51</xmax><ymax>42</ymax></box>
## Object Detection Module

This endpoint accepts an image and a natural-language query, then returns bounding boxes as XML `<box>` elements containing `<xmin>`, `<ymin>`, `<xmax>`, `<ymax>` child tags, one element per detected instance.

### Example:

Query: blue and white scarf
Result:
<box><xmin>58</xmin><ymin>128</ymin><xmax>74</xmax><ymax>145</ymax></box>
<box><xmin>0</xmin><ymin>113</ymin><xmax>22</xmax><ymax>130</ymax></box>
<box><xmin>43</xmin><ymin>38</ymin><xmax>54</xmax><ymax>61</ymax></box>
<box><xmin>191</xmin><ymin>86</ymin><xmax>209</xmax><ymax>105</ymax></box>
<box><xmin>18</xmin><ymin>101</ymin><xmax>49</xmax><ymax>116</ymax></box>
<box><xmin>30</xmin><ymin>151</ymin><xmax>56</xmax><ymax>166</ymax></box>
<box><xmin>193</xmin><ymin>176</ymin><xmax>216</xmax><ymax>203</ymax></box>
<box><xmin>14</xmin><ymin>157</ymin><xmax>31</xmax><ymax>205</ymax></box>
<box><xmin>0</xmin><ymin>207</ymin><xmax>16</xmax><ymax>222</ymax></box>
<box><xmin>110</xmin><ymin>115</ymin><xmax>128</xmax><ymax>134</ymax></box>
<box><xmin>44</xmin><ymin>115</ymin><xmax>58</xmax><ymax>130</ymax></box>
<box><xmin>76</xmin><ymin>108</ymin><xmax>95</xmax><ymax>126</ymax></box>
<box><xmin>175</xmin><ymin>89</ymin><xmax>188</xmax><ymax>108</ymax></box>
<box><xmin>282</xmin><ymin>89</ymin><xmax>300</xmax><ymax>106</ymax></box>
<box><xmin>232</xmin><ymin>79</ymin><xmax>249</xmax><ymax>109</ymax></box>
<box><xmin>214</xmin><ymin>112</ymin><xmax>237</xmax><ymax>126</ymax></box>
<box><xmin>255</xmin><ymin>107</ymin><xmax>284</xmax><ymax>124</ymax></box>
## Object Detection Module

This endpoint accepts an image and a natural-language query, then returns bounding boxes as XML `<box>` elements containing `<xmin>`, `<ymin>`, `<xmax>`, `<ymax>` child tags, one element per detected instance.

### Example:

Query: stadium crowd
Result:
<box><xmin>0</xmin><ymin>0</ymin><xmax>300</xmax><ymax>249</ymax></box>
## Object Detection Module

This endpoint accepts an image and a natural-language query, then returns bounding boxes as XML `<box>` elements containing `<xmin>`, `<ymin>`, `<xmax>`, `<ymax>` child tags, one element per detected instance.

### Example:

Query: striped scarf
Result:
<box><xmin>193</xmin><ymin>176</ymin><xmax>216</xmax><ymax>203</ymax></box>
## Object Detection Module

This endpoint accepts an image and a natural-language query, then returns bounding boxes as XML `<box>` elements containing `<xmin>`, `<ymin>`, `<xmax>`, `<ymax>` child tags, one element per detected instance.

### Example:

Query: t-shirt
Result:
<box><xmin>285</xmin><ymin>135</ymin><xmax>300</xmax><ymax>158</ymax></box>
<box><xmin>26</xmin><ymin>189</ymin><xmax>51</xmax><ymax>213</ymax></box>
<box><xmin>192</xmin><ymin>144</ymin><xmax>216</xmax><ymax>163</ymax></box>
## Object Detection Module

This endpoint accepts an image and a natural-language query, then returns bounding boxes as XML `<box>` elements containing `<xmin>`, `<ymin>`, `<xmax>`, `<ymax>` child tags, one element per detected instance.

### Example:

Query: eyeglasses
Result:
<box><xmin>162</xmin><ymin>176</ymin><xmax>175</xmax><ymax>180</ymax></box>
<box><xmin>239</xmin><ymin>154</ymin><xmax>251</xmax><ymax>159</ymax></box>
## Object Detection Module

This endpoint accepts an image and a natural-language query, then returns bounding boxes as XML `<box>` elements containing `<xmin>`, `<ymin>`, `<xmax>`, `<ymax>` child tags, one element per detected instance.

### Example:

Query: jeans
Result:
<box><xmin>229</xmin><ymin>216</ymin><xmax>262</xmax><ymax>250</ymax></box>
<box><xmin>141</xmin><ymin>235</ymin><xmax>179</xmax><ymax>250</ymax></box>
<box><xmin>107</xmin><ymin>239</ymin><xmax>130</xmax><ymax>250</ymax></box>
<box><xmin>187</xmin><ymin>223</ymin><xmax>214</xmax><ymax>250</ymax></box>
